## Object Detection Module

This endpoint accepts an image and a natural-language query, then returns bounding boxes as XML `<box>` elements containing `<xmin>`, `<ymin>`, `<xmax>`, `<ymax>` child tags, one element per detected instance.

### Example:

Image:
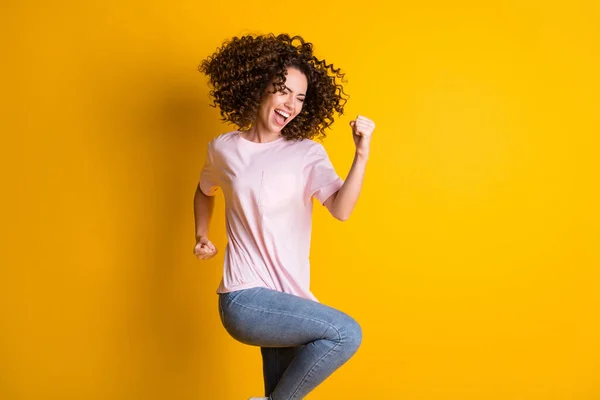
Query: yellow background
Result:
<box><xmin>2</xmin><ymin>0</ymin><xmax>599</xmax><ymax>399</ymax></box>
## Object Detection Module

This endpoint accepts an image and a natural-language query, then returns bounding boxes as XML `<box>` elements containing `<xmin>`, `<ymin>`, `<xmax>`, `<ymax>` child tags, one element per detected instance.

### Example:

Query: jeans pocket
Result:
<box><xmin>218</xmin><ymin>290</ymin><xmax>247</xmax><ymax>335</ymax></box>
<box><xmin>224</xmin><ymin>289</ymin><xmax>246</xmax><ymax>303</ymax></box>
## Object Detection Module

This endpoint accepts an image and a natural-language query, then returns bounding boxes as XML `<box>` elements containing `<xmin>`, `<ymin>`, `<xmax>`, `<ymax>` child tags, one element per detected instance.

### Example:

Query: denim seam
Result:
<box><xmin>290</xmin><ymin>338</ymin><xmax>342</xmax><ymax>399</ymax></box>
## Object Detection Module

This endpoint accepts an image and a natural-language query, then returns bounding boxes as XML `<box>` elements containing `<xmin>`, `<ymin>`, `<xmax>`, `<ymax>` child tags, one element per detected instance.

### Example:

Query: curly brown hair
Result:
<box><xmin>198</xmin><ymin>33</ymin><xmax>348</xmax><ymax>141</ymax></box>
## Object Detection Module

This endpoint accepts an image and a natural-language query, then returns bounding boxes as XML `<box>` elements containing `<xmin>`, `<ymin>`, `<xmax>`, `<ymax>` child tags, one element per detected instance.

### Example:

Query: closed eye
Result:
<box><xmin>279</xmin><ymin>90</ymin><xmax>306</xmax><ymax>103</ymax></box>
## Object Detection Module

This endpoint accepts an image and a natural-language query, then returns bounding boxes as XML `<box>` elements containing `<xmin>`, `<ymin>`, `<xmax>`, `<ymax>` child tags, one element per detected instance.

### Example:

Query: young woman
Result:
<box><xmin>194</xmin><ymin>33</ymin><xmax>375</xmax><ymax>399</ymax></box>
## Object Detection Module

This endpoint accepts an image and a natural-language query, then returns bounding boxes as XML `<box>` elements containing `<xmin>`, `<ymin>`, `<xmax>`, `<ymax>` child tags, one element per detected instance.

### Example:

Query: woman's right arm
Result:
<box><xmin>193</xmin><ymin>185</ymin><xmax>218</xmax><ymax>259</ymax></box>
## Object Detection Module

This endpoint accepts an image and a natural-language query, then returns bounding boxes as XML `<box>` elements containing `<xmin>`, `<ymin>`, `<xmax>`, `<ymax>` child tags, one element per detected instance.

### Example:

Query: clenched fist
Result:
<box><xmin>194</xmin><ymin>236</ymin><xmax>218</xmax><ymax>260</ymax></box>
<box><xmin>349</xmin><ymin>114</ymin><xmax>376</xmax><ymax>157</ymax></box>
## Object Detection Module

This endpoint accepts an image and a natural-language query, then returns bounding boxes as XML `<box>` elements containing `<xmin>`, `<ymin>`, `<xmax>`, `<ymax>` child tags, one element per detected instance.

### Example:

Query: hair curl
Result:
<box><xmin>198</xmin><ymin>33</ymin><xmax>348</xmax><ymax>141</ymax></box>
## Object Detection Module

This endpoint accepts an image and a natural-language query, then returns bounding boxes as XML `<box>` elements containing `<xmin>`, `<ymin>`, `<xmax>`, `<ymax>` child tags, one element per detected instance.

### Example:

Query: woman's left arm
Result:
<box><xmin>324</xmin><ymin>115</ymin><xmax>376</xmax><ymax>221</ymax></box>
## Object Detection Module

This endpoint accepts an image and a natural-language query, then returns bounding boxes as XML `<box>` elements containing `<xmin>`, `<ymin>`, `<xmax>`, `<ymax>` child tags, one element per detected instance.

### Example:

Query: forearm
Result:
<box><xmin>194</xmin><ymin>185</ymin><xmax>215</xmax><ymax>239</ymax></box>
<box><xmin>329</xmin><ymin>152</ymin><xmax>369</xmax><ymax>221</ymax></box>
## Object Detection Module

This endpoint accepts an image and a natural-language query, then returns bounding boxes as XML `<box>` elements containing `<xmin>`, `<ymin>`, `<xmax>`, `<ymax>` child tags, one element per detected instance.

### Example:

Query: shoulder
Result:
<box><xmin>291</xmin><ymin>137</ymin><xmax>327</xmax><ymax>156</ymax></box>
<box><xmin>208</xmin><ymin>130</ymin><xmax>239</xmax><ymax>151</ymax></box>
<box><xmin>294</xmin><ymin>138</ymin><xmax>332</xmax><ymax>162</ymax></box>
<box><xmin>211</xmin><ymin>130</ymin><xmax>239</xmax><ymax>144</ymax></box>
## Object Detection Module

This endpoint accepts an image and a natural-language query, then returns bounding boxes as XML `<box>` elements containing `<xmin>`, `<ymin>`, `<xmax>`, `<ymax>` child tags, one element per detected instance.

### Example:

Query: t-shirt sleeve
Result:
<box><xmin>305</xmin><ymin>143</ymin><xmax>344</xmax><ymax>205</ymax></box>
<box><xmin>199</xmin><ymin>140</ymin><xmax>219</xmax><ymax>196</ymax></box>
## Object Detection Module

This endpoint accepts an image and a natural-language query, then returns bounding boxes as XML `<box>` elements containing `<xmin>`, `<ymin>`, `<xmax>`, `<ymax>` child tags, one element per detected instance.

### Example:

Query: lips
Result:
<box><xmin>273</xmin><ymin>109</ymin><xmax>289</xmax><ymax>127</ymax></box>
<box><xmin>275</xmin><ymin>109</ymin><xmax>290</xmax><ymax>119</ymax></box>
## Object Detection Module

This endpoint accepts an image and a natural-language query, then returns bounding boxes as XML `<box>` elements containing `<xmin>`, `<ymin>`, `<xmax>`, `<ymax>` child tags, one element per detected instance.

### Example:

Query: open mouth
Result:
<box><xmin>274</xmin><ymin>109</ymin><xmax>291</xmax><ymax>126</ymax></box>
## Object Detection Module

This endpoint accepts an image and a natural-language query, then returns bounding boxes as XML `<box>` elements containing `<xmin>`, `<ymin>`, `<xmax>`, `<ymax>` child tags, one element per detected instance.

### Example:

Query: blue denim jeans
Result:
<box><xmin>218</xmin><ymin>287</ymin><xmax>362</xmax><ymax>399</ymax></box>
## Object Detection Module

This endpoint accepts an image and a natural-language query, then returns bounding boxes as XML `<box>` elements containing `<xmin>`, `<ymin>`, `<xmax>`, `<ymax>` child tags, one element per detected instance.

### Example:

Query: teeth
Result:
<box><xmin>275</xmin><ymin>109</ymin><xmax>290</xmax><ymax>119</ymax></box>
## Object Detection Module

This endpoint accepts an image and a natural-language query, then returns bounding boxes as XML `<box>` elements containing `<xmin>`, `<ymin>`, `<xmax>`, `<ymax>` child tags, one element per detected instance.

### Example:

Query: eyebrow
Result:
<box><xmin>284</xmin><ymin>85</ymin><xmax>306</xmax><ymax>96</ymax></box>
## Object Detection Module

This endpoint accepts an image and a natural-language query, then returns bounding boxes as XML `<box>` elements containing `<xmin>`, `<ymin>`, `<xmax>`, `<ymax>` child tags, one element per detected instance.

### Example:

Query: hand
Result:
<box><xmin>349</xmin><ymin>115</ymin><xmax>375</xmax><ymax>157</ymax></box>
<box><xmin>194</xmin><ymin>236</ymin><xmax>218</xmax><ymax>260</ymax></box>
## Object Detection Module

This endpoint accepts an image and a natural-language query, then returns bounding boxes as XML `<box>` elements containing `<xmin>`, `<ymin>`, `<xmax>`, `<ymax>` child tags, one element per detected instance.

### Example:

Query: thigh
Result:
<box><xmin>218</xmin><ymin>287</ymin><xmax>356</xmax><ymax>348</ymax></box>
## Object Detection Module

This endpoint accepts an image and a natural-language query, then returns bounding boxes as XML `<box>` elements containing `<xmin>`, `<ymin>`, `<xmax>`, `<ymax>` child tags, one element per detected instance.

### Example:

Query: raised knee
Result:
<box><xmin>324</xmin><ymin>314</ymin><xmax>363</xmax><ymax>354</ymax></box>
<box><xmin>345</xmin><ymin>318</ymin><xmax>362</xmax><ymax>353</ymax></box>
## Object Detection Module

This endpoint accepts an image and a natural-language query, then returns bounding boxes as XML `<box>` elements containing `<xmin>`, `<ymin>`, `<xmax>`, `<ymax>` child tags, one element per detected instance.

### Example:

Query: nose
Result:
<box><xmin>283</xmin><ymin>94</ymin><xmax>295</xmax><ymax>110</ymax></box>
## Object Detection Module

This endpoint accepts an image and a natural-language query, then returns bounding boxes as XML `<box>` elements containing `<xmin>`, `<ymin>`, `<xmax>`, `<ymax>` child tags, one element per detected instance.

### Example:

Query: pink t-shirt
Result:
<box><xmin>199</xmin><ymin>130</ymin><xmax>343</xmax><ymax>302</ymax></box>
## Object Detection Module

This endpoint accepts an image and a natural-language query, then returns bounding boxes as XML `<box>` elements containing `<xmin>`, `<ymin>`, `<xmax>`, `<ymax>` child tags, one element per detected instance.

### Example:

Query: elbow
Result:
<box><xmin>334</xmin><ymin>212</ymin><xmax>351</xmax><ymax>222</ymax></box>
<box><xmin>329</xmin><ymin>205</ymin><xmax>352</xmax><ymax>221</ymax></box>
<box><xmin>325</xmin><ymin>196</ymin><xmax>352</xmax><ymax>221</ymax></box>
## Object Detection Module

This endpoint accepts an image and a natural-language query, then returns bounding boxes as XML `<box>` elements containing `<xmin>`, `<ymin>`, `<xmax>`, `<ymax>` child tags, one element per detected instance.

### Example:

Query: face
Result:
<box><xmin>254</xmin><ymin>67</ymin><xmax>308</xmax><ymax>134</ymax></box>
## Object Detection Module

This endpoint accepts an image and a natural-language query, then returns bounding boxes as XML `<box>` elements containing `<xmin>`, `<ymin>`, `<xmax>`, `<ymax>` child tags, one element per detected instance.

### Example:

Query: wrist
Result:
<box><xmin>355</xmin><ymin>150</ymin><xmax>369</xmax><ymax>162</ymax></box>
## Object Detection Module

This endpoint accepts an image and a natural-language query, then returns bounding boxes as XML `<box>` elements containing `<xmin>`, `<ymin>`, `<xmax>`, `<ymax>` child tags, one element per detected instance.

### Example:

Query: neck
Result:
<box><xmin>243</xmin><ymin>126</ymin><xmax>281</xmax><ymax>143</ymax></box>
